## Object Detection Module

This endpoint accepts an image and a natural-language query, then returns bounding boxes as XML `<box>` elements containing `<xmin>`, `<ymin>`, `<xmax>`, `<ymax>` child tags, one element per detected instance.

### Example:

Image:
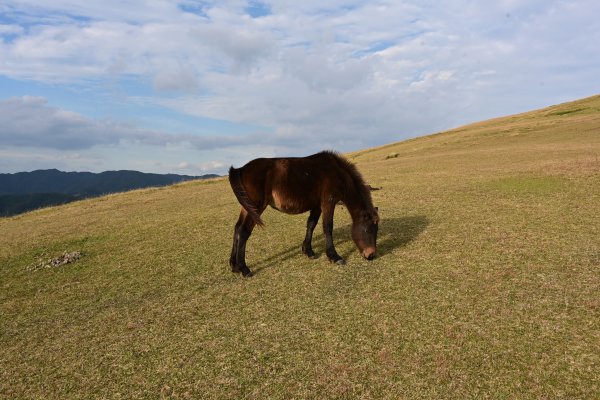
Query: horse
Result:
<box><xmin>228</xmin><ymin>151</ymin><xmax>379</xmax><ymax>277</ymax></box>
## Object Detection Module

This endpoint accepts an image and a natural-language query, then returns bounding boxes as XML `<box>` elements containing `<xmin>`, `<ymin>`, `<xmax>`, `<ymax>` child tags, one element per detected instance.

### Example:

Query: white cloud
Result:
<box><xmin>0</xmin><ymin>96</ymin><xmax>144</xmax><ymax>149</ymax></box>
<box><xmin>1</xmin><ymin>0</ymin><xmax>599</xmax><ymax>173</ymax></box>
<box><xmin>0</xmin><ymin>24</ymin><xmax>23</xmax><ymax>35</ymax></box>
<box><xmin>0</xmin><ymin>96</ymin><xmax>316</xmax><ymax>152</ymax></box>
<box><xmin>175</xmin><ymin>160</ymin><xmax>226</xmax><ymax>174</ymax></box>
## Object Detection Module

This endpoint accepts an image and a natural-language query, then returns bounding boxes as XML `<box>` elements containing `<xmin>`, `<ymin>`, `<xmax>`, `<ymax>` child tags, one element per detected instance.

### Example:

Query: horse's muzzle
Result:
<box><xmin>363</xmin><ymin>249</ymin><xmax>376</xmax><ymax>260</ymax></box>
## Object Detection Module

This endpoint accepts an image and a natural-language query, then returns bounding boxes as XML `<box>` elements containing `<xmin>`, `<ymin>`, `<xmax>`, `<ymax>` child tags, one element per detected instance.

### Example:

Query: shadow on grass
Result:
<box><xmin>377</xmin><ymin>215</ymin><xmax>429</xmax><ymax>256</ymax></box>
<box><xmin>251</xmin><ymin>215</ymin><xmax>428</xmax><ymax>275</ymax></box>
<box><xmin>336</xmin><ymin>215</ymin><xmax>429</xmax><ymax>260</ymax></box>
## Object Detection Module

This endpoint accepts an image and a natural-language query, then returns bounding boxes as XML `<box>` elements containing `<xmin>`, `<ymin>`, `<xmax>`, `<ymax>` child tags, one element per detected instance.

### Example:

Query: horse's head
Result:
<box><xmin>352</xmin><ymin>206</ymin><xmax>379</xmax><ymax>260</ymax></box>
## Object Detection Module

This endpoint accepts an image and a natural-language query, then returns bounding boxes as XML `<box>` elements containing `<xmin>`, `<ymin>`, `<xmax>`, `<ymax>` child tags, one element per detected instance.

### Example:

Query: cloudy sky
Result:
<box><xmin>1</xmin><ymin>0</ymin><xmax>598</xmax><ymax>174</ymax></box>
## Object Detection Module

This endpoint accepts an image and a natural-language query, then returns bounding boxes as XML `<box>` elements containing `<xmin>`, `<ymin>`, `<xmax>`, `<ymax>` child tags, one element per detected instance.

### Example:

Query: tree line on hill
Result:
<box><xmin>0</xmin><ymin>169</ymin><xmax>219</xmax><ymax>217</ymax></box>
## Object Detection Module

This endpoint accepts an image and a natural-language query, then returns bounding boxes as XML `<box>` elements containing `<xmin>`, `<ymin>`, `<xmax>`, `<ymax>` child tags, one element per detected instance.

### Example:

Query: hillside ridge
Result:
<box><xmin>351</xmin><ymin>93</ymin><xmax>600</xmax><ymax>161</ymax></box>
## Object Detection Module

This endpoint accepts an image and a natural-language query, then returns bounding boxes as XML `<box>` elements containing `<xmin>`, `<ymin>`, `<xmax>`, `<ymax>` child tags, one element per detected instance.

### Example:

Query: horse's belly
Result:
<box><xmin>269</xmin><ymin>191</ymin><xmax>308</xmax><ymax>214</ymax></box>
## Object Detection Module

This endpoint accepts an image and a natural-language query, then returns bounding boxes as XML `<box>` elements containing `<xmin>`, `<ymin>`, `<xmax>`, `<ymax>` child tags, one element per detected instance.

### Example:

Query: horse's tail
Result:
<box><xmin>228</xmin><ymin>166</ymin><xmax>265</xmax><ymax>227</ymax></box>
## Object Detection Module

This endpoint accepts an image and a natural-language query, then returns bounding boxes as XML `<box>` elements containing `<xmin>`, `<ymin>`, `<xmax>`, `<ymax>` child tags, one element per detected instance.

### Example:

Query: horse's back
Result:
<box><xmin>239</xmin><ymin>154</ymin><xmax>342</xmax><ymax>214</ymax></box>
<box><xmin>235</xmin><ymin>152</ymin><xmax>350</xmax><ymax>214</ymax></box>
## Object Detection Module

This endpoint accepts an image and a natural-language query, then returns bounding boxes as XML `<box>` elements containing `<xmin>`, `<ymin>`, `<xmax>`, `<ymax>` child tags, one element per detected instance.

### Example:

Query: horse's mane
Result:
<box><xmin>319</xmin><ymin>150</ymin><xmax>374</xmax><ymax>209</ymax></box>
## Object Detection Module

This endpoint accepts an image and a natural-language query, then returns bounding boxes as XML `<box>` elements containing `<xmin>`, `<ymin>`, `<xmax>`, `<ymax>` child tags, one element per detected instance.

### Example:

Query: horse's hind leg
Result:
<box><xmin>302</xmin><ymin>208</ymin><xmax>321</xmax><ymax>259</ymax></box>
<box><xmin>233</xmin><ymin>210</ymin><xmax>258</xmax><ymax>277</ymax></box>
<box><xmin>229</xmin><ymin>209</ymin><xmax>245</xmax><ymax>272</ymax></box>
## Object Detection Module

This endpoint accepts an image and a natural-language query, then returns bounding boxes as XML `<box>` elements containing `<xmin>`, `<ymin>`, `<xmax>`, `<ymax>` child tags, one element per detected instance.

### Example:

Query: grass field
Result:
<box><xmin>1</xmin><ymin>95</ymin><xmax>599</xmax><ymax>399</ymax></box>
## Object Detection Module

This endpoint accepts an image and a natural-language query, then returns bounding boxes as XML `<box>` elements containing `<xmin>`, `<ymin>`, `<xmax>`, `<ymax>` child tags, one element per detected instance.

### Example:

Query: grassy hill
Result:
<box><xmin>1</xmin><ymin>95</ymin><xmax>599</xmax><ymax>399</ymax></box>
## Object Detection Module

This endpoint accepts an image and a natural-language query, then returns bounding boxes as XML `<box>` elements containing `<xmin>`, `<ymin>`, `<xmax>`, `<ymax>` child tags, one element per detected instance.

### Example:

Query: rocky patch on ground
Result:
<box><xmin>29</xmin><ymin>251</ymin><xmax>82</xmax><ymax>271</ymax></box>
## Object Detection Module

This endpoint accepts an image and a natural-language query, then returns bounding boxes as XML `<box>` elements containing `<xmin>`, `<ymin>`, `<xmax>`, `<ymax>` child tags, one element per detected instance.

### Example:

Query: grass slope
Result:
<box><xmin>1</xmin><ymin>95</ymin><xmax>599</xmax><ymax>399</ymax></box>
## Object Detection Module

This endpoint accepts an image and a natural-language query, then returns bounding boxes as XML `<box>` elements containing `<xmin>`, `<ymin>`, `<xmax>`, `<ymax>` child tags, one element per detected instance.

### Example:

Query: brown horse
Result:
<box><xmin>228</xmin><ymin>151</ymin><xmax>379</xmax><ymax>277</ymax></box>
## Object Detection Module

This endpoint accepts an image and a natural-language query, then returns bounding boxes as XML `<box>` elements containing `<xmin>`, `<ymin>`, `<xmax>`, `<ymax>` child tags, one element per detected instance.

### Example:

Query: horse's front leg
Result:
<box><xmin>302</xmin><ymin>208</ymin><xmax>321</xmax><ymax>259</ymax></box>
<box><xmin>322</xmin><ymin>203</ymin><xmax>345</xmax><ymax>265</ymax></box>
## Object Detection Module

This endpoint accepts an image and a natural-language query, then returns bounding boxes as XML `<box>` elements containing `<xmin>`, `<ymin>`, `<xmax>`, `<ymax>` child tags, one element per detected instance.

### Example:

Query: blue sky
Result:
<box><xmin>1</xmin><ymin>0</ymin><xmax>599</xmax><ymax>174</ymax></box>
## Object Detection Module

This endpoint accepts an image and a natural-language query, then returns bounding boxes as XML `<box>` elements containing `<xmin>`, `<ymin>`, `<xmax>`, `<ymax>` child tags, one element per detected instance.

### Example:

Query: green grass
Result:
<box><xmin>483</xmin><ymin>175</ymin><xmax>567</xmax><ymax>194</ymax></box>
<box><xmin>548</xmin><ymin>107</ymin><xmax>587</xmax><ymax>116</ymax></box>
<box><xmin>1</xmin><ymin>95</ymin><xmax>600</xmax><ymax>399</ymax></box>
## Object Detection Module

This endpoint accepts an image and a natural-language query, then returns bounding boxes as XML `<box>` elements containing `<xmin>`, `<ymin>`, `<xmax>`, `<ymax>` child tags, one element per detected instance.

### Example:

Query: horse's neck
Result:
<box><xmin>342</xmin><ymin>190</ymin><xmax>370</xmax><ymax>221</ymax></box>
<box><xmin>336</xmin><ymin>163</ymin><xmax>372</xmax><ymax>218</ymax></box>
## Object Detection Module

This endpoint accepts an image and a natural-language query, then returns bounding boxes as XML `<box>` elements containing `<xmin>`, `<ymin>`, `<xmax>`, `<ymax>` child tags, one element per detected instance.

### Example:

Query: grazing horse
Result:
<box><xmin>228</xmin><ymin>151</ymin><xmax>379</xmax><ymax>277</ymax></box>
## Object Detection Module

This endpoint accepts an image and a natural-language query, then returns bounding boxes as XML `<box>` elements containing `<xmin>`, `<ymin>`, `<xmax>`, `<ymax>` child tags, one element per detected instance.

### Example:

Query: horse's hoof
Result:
<box><xmin>303</xmin><ymin>247</ymin><xmax>316</xmax><ymax>259</ymax></box>
<box><xmin>335</xmin><ymin>259</ymin><xmax>346</xmax><ymax>266</ymax></box>
<box><xmin>240</xmin><ymin>265</ymin><xmax>253</xmax><ymax>277</ymax></box>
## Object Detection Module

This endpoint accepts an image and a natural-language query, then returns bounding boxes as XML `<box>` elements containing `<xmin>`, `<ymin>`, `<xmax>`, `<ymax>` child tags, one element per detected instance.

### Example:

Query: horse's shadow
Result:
<box><xmin>251</xmin><ymin>215</ymin><xmax>429</xmax><ymax>275</ymax></box>
<box><xmin>373</xmin><ymin>215</ymin><xmax>429</xmax><ymax>257</ymax></box>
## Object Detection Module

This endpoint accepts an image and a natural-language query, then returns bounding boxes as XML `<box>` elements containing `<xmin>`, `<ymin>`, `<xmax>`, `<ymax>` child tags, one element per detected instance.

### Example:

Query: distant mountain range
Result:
<box><xmin>0</xmin><ymin>169</ymin><xmax>219</xmax><ymax>217</ymax></box>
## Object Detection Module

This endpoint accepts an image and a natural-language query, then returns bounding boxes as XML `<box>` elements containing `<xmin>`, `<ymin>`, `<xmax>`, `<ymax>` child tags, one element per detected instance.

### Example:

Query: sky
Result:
<box><xmin>1</xmin><ymin>0</ymin><xmax>599</xmax><ymax>175</ymax></box>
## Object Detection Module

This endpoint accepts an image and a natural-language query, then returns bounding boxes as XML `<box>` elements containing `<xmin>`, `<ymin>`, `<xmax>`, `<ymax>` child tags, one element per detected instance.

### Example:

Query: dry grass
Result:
<box><xmin>1</xmin><ymin>95</ymin><xmax>599</xmax><ymax>399</ymax></box>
